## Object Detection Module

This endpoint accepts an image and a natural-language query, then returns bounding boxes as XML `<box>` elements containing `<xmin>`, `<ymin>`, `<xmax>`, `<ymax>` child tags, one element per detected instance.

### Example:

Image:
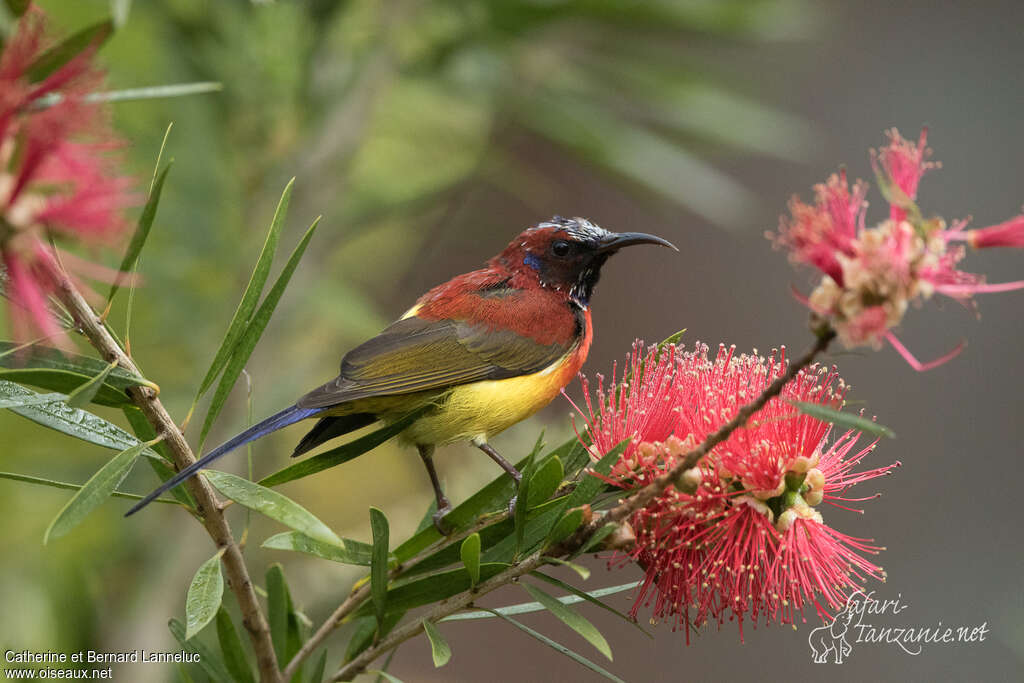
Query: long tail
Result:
<box><xmin>125</xmin><ymin>404</ymin><xmax>323</xmax><ymax>516</ymax></box>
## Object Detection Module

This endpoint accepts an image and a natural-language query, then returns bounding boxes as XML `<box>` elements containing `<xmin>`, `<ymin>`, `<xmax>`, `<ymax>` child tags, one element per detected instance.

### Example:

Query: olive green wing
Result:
<box><xmin>296</xmin><ymin>315</ymin><xmax>573</xmax><ymax>409</ymax></box>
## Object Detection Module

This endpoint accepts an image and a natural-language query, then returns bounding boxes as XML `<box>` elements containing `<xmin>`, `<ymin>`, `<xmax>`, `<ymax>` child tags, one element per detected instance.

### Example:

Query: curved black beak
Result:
<box><xmin>597</xmin><ymin>231</ymin><xmax>678</xmax><ymax>254</ymax></box>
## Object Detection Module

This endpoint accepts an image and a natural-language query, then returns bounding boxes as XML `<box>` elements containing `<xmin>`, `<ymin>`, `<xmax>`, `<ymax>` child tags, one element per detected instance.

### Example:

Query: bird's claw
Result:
<box><xmin>432</xmin><ymin>505</ymin><xmax>454</xmax><ymax>535</ymax></box>
<box><xmin>506</xmin><ymin>494</ymin><xmax>518</xmax><ymax>519</ymax></box>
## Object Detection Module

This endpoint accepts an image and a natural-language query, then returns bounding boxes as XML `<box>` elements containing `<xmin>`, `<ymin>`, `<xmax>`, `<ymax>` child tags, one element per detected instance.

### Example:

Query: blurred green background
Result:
<box><xmin>2</xmin><ymin>0</ymin><xmax>1022</xmax><ymax>681</ymax></box>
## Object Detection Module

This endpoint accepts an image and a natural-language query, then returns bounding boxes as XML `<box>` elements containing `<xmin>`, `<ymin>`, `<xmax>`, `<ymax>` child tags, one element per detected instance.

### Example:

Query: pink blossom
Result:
<box><xmin>772</xmin><ymin>127</ymin><xmax>1024</xmax><ymax>368</ymax></box>
<box><xmin>0</xmin><ymin>8</ymin><xmax>135</xmax><ymax>345</ymax></box>
<box><xmin>578</xmin><ymin>342</ymin><xmax>894</xmax><ymax>638</ymax></box>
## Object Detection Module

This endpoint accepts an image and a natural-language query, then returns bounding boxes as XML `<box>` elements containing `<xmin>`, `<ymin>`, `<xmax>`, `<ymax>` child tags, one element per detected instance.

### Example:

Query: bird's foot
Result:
<box><xmin>432</xmin><ymin>504</ymin><xmax>454</xmax><ymax>535</ymax></box>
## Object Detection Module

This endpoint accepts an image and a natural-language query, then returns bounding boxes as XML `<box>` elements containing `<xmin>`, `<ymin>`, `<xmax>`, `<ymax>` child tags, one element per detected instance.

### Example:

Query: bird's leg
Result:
<box><xmin>417</xmin><ymin>444</ymin><xmax>452</xmax><ymax>534</ymax></box>
<box><xmin>473</xmin><ymin>439</ymin><xmax>522</xmax><ymax>517</ymax></box>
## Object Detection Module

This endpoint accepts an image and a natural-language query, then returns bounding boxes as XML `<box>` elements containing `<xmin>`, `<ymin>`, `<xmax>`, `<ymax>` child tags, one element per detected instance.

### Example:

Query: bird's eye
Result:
<box><xmin>551</xmin><ymin>240</ymin><xmax>571</xmax><ymax>257</ymax></box>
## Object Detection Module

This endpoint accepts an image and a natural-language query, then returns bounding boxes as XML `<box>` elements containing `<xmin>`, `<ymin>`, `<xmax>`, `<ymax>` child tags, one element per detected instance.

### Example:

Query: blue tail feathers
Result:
<box><xmin>125</xmin><ymin>404</ymin><xmax>323</xmax><ymax>516</ymax></box>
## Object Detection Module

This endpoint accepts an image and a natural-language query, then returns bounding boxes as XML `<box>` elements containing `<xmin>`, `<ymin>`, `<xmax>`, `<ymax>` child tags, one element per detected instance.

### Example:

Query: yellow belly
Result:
<box><xmin>396</xmin><ymin>356</ymin><xmax>575</xmax><ymax>446</ymax></box>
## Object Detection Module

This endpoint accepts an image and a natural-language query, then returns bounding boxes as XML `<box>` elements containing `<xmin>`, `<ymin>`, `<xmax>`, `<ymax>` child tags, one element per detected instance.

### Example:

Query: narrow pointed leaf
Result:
<box><xmin>367</xmin><ymin>671</ymin><xmax>403</xmax><ymax>683</ymax></box>
<box><xmin>266</xmin><ymin>564</ymin><xmax>291</xmax><ymax>664</ymax></box>
<box><xmin>168</xmin><ymin>618</ymin><xmax>232</xmax><ymax>683</ymax></box>
<box><xmin>545</xmin><ymin>442</ymin><xmax>627</xmax><ymax>544</ymax></box>
<box><xmin>526</xmin><ymin>455</ymin><xmax>563</xmax><ymax>508</ymax></box>
<box><xmin>788</xmin><ymin>400</ymin><xmax>895</xmax><ymax>438</ymax></box>
<box><xmin>443</xmin><ymin>581</ymin><xmax>642</xmax><ymax>622</ymax></box>
<box><xmin>369</xmin><ymin>507</ymin><xmax>390</xmax><ymax>629</ymax></box>
<box><xmin>522</xmin><ymin>583</ymin><xmax>612</xmax><ymax>660</ymax></box>
<box><xmin>308</xmin><ymin>651</ymin><xmax>326</xmax><ymax>683</ymax></box>
<box><xmin>0</xmin><ymin>470</ymin><xmax>181</xmax><ymax>505</ymax></box>
<box><xmin>421</xmin><ymin>620</ymin><xmax>451</xmax><ymax>667</ymax></box>
<box><xmin>108</xmin><ymin>158</ymin><xmax>172</xmax><ymax>303</ymax></box>
<box><xmin>203</xmin><ymin>470</ymin><xmax>341</xmax><ymax>546</ymax></box>
<box><xmin>66</xmin><ymin>360</ymin><xmax>118</xmax><ymax>409</ymax></box>
<box><xmin>29</xmin><ymin>20</ymin><xmax>114</xmax><ymax>82</ymax></box>
<box><xmin>195</xmin><ymin>179</ymin><xmax>293</xmax><ymax>401</ymax></box>
<box><xmin>547</xmin><ymin>507</ymin><xmax>585</xmax><ymax>545</ymax></box>
<box><xmin>44</xmin><ymin>439</ymin><xmax>149</xmax><ymax>543</ymax></box>
<box><xmin>0</xmin><ymin>391</ymin><xmax>67</xmax><ymax>409</ymax></box>
<box><xmin>514</xmin><ymin>455</ymin><xmax>536</xmax><ymax>557</ymax></box>
<box><xmin>543</xmin><ymin>557</ymin><xmax>590</xmax><ymax>580</ymax></box>
<box><xmin>258</xmin><ymin>405</ymin><xmax>426</xmax><ymax>487</ymax></box>
<box><xmin>344</xmin><ymin>612</ymin><xmax>404</xmax><ymax>663</ymax></box>
<box><xmin>532</xmin><ymin>574</ymin><xmax>650</xmax><ymax>637</ymax></box>
<box><xmin>579</xmin><ymin>523</ymin><xmax>619</xmax><ymax>555</ymax></box>
<box><xmin>185</xmin><ymin>549</ymin><xmax>225</xmax><ymax>639</ymax></box>
<box><xmin>2</xmin><ymin>380</ymin><xmax>141</xmax><ymax>449</ymax></box>
<box><xmin>484</xmin><ymin>610</ymin><xmax>625</xmax><ymax>683</ymax></box>
<box><xmin>460</xmin><ymin>533</ymin><xmax>481</xmax><ymax>587</ymax></box>
<box><xmin>356</xmin><ymin>564</ymin><xmax>508</xmax><ymax>617</ymax></box>
<box><xmin>0</xmin><ymin>342</ymin><xmax>148</xmax><ymax>405</ymax></box>
<box><xmin>262</xmin><ymin>531</ymin><xmax>373</xmax><ymax>566</ymax></box>
<box><xmin>122</xmin><ymin>406</ymin><xmax>196</xmax><ymax>509</ymax></box>
<box><xmin>215</xmin><ymin>608</ymin><xmax>254</xmax><ymax>683</ymax></box>
<box><xmin>201</xmin><ymin>214</ymin><xmax>319</xmax><ymax>445</ymax></box>
<box><xmin>415</xmin><ymin>498</ymin><xmax>439</xmax><ymax>534</ymax></box>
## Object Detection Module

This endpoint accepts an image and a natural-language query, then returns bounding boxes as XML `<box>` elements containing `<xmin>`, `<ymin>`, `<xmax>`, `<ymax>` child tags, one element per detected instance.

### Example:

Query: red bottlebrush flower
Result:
<box><xmin>871</xmin><ymin>128</ymin><xmax>935</xmax><ymax>223</ymax></box>
<box><xmin>0</xmin><ymin>8</ymin><xmax>135</xmax><ymax>345</ymax></box>
<box><xmin>772</xmin><ymin>127</ymin><xmax>1024</xmax><ymax>368</ymax></box>
<box><xmin>577</xmin><ymin>342</ymin><xmax>894</xmax><ymax>640</ymax></box>
<box><xmin>963</xmin><ymin>214</ymin><xmax>1024</xmax><ymax>249</ymax></box>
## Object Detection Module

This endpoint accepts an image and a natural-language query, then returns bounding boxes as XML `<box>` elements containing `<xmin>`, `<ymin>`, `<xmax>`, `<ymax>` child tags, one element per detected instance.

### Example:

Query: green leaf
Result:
<box><xmin>262</xmin><ymin>531</ymin><xmax>373</xmax><ymax>566</ymax></box>
<box><xmin>514</xmin><ymin>454</ymin><xmax>537</xmax><ymax>557</ymax></box>
<box><xmin>185</xmin><ymin>549</ymin><xmax>225</xmax><ymax>639</ymax></box>
<box><xmin>2</xmin><ymin>380</ymin><xmax>145</xmax><ymax>450</ymax></box>
<box><xmin>358</xmin><ymin>564</ymin><xmax>508</xmax><ymax>617</ymax></box>
<box><xmin>415</xmin><ymin>498</ymin><xmax>439</xmax><ymax>534</ymax></box>
<box><xmin>308</xmin><ymin>650</ymin><xmax>326</xmax><ymax>683</ymax></box>
<box><xmin>544</xmin><ymin>442</ymin><xmax>626</xmax><ymax>544</ymax></box>
<box><xmin>197</xmin><ymin>181</ymin><xmax>298</xmax><ymax>443</ymax></box>
<box><xmin>0</xmin><ymin>391</ymin><xmax>67</xmax><ymax>409</ymax></box>
<box><xmin>421</xmin><ymin>620</ymin><xmax>451</xmax><ymax>668</ymax></box>
<box><xmin>0</xmin><ymin>343</ymin><xmax>148</xmax><ymax>406</ymax></box>
<box><xmin>369</xmin><ymin>507</ymin><xmax>390</xmax><ymax>629</ymax></box>
<box><xmin>788</xmin><ymin>400</ymin><xmax>895</xmax><ymax>438</ymax></box>
<box><xmin>522</xmin><ymin>583</ymin><xmax>612</xmax><ymax>660</ymax></box>
<box><xmin>444</xmin><ymin>581</ymin><xmax>642</xmax><ymax>623</ymax></box>
<box><xmin>526</xmin><ymin>455</ymin><xmax>564</xmax><ymax>508</ymax></box>
<box><xmin>194</xmin><ymin>179</ymin><xmax>291</xmax><ymax>401</ymax></box>
<box><xmin>4</xmin><ymin>0</ymin><xmax>30</xmax><ymax>17</ymax></box>
<box><xmin>169</xmin><ymin>618</ymin><xmax>232</xmax><ymax>683</ymax></box>
<box><xmin>547</xmin><ymin>507</ymin><xmax>585</xmax><ymax>546</ymax></box>
<box><xmin>393</xmin><ymin>437</ymin><xmax>585</xmax><ymax>563</ymax></box>
<box><xmin>43</xmin><ymin>439</ymin><xmax>150</xmax><ymax>543</ymax></box>
<box><xmin>215</xmin><ymin>608</ymin><xmax>255</xmax><ymax>683</ymax></box>
<box><xmin>367</xmin><ymin>670</ymin><xmax>404</xmax><ymax>683</ymax></box>
<box><xmin>543</xmin><ymin>556</ymin><xmax>590</xmax><ymax>581</ymax></box>
<box><xmin>579</xmin><ymin>523</ymin><xmax>619</xmax><ymax>555</ymax></box>
<box><xmin>65</xmin><ymin>360</ymin><xmax>118</xmax><ymax>409</ymax></box>
<box><xmin>203</xmin><ymin>470</ymin><xmax>341</xmax><ymax>547</ymax></box>
<box><xmin>266</xmin><ymin>564</ymin><xmax>291</xmax><ymax>665</ymax></box>
<box><xmin>460</xmin><ymin>533</ymin><xmax>481</xmax><ymax>587</ymax></box>
<box><xmin>531</xmin><ymin>574</ymin><xmax>650</xmax><ymax>637</ymax></box>
<box><xmin>0</xmin><ymin>470</ymin><xmax>182</xmax><ymax>505</ymax></box>
<box><xmin>28</xmin><ymin>20</ymin><xmax>114</xmax><ymax>82</ymax></box>
<box><xmin>258</xmin><ymin>406</ymin><xmax>427</xmax><ymax>487</ymax></box>
<box><xmin>108</xmin><ymin>151</ymin><xmax>172</xmax><ymax>304</ymax></box>
<box><xmin>484</xmin><ymin>610</ymin><xmax>625</xmax><ymax>683</ymax></box>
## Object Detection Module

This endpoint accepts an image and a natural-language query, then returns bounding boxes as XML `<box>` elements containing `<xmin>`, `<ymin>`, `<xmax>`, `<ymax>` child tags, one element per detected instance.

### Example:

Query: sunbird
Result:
<box><xmin>128</xmin><ymin>217</ymin><xmax>676</xmax><ymax>530</ymax></box>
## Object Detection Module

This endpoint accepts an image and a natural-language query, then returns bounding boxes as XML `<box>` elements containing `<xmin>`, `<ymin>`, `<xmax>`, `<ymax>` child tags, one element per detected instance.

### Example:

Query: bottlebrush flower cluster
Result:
<box><xmin>578</xmin><ymin>342</ymin><xmax>896</xmax><ymax>640</ymax></box>
<box><xmin>770</xmin><ymin>128</ymin><xmax>1024</xmax><ymax>370</ymax></box>
<box><xmin>1</xmin><ymin>8</ymin><xmax>134</xmax><ymax>345</ymax></box>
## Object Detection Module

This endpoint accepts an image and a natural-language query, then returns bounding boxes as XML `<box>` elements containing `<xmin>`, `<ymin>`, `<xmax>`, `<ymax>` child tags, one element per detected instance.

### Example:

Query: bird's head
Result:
<box><xmin>494</xmin><ymin>216</ymin><xmax>677</xmax><ymax>306</ymax></box>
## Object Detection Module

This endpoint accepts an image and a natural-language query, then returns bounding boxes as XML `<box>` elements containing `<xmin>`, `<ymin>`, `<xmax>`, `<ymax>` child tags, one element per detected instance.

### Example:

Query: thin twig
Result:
<box><xmin>53</xmin><ymin>275</ymin><xmax>283</xmax><ymax>683</ymax></box>
<box><xmin>327</xmin><ymin>328</ymin><xmax>836</xmax><ymax>680</ymax></box>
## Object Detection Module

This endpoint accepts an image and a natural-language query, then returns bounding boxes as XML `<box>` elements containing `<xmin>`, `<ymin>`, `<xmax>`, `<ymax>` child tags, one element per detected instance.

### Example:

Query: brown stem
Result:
<box><xmin>54</xmin><ymin>277</ymin><xmax>283</xmax><ymax>683</ymax></box>
<box><xmin>327</xmin><ymin>329</ymin><xmax>836</xmax><ymax>680</ymax></box>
